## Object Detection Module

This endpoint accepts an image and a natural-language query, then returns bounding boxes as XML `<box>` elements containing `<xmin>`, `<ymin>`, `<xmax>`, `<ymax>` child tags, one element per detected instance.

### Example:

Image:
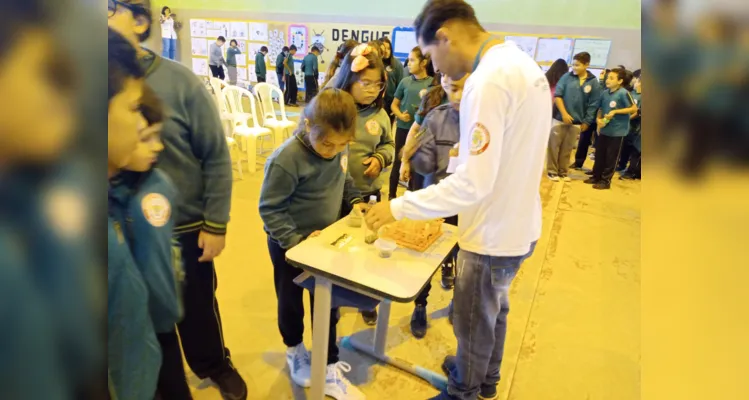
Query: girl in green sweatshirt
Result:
<box><xmin>259</xmin><ymin>89</ymin><xmax>366</xmax><ymax>399</ymax></box>
<box><xmin>330</xmin><ymin>42</ymin><xmax>395</xmax><ymax>326</ymax></box>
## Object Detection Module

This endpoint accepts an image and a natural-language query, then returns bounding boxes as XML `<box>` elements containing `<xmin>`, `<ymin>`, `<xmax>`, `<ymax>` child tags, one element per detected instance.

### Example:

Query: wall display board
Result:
<box><xmin>504</xmin><ymin>35</ymin><xmax>539</xmax><ymax>58</ymax></box>
<box><xmin>572</xmin><ymin>39</ymin><xmax>612</xmax><ymax>68</ymax></box>
<box><xmin>534</xmin><ymin>38</ymin><xmax>574</xmax><ymax>64</ymax></box>
<box><xmin>392</xmin><ymin>26</ymin><xmax>417</xmax><ymax>61</ymax></box>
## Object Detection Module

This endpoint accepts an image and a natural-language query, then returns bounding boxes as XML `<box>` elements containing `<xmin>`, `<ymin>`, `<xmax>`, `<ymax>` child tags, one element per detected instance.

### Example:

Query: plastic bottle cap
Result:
<box><xmin>369</xmin><ymin>195</ymin><xmax>377</xmax><ymax>202</ymax></box>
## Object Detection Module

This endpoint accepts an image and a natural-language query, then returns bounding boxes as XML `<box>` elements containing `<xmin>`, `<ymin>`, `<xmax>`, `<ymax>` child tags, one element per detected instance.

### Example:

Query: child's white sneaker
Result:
<box><xmin>325</xmin><ymin>362</ymin><xmax>365</xmax><ymax>400</ymax></box>
<box><xmin>286</xmin><ymin>343</ymin><xmax>311</xmax><ymax>387</ymax></box>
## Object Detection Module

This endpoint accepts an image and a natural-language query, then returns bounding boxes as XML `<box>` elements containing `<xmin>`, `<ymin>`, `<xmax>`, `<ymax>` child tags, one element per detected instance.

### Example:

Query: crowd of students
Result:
<box><xmin>107</xmin><ymin>0</ymin><xmax>643</xmax><ymax>399</ymax></box>
<box><xmin>546</xmin><ymin>52</ymin><xmax>643</xmax><ymax>189</ymax></box>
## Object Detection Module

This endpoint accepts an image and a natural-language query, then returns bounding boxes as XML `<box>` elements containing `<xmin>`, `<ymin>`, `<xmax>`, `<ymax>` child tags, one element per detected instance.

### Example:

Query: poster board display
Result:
<box><xmin>392</xmin><ymin>26</ymin><xmax>417</xmax><ymax>60</ymax></box>
<box><xmin>572</xmin><ymin>39</ymin><xmax>612</xmax><ymax>68</ymax></box>
<box><xmin>534</xmin><ymin>38</ymin><xmax>574</xmax><ymax>64</ymax></box>
<box><xmin>504</xmin><ymin>35</ymin><xmax>539</xmax><ymax>58</ymax></box>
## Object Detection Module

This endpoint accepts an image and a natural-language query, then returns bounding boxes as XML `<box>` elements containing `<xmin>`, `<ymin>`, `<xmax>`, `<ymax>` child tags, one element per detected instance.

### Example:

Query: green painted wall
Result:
<box><xmin>156</xmin><ymin>0</ymin><xmax>641</xmax><ymax>30</ymax></box>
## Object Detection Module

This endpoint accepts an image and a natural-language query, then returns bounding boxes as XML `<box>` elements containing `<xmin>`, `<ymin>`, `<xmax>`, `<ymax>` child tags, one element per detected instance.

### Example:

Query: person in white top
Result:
<box><xmin>159</xmin><ymin>6</ymin><xmax>178</xmax><ymax>60</ymax></box>
<box><xmin>365</xmin><ymin>1</ymin><xmax>551</xmax><ymax>399</ymax></box>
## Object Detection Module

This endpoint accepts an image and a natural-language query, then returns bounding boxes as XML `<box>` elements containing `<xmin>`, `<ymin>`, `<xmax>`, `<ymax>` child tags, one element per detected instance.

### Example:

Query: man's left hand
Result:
<box><xmin>365</xmin><ymin>200</ymin><xmax>396</xmax><ymax>231</ymax></box>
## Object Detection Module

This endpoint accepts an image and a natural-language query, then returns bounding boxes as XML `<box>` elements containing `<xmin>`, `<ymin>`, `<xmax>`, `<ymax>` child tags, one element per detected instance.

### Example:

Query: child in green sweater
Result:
<box><xmin>226</xmin><ymin>39</ymin><xmax>242</xmax><ymax>85</ymax></box>
<box><xmin>331</xmin><ymin>42</ymin><xmax>395</xmax><ymax>326</ymax></box>
<box><xmin>259</xmin><ymin>88</ymin><xmax>365</xmax><ymax>400</ymax></box>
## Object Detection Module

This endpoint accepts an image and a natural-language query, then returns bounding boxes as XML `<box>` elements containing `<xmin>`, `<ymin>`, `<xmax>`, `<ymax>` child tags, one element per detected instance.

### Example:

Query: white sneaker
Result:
<box><xmin>562</xmin><ymin>176</ymin><xmax>572</xmax><ymax>182</ymax></box>
<box><xmin>325</xmin><ymin>362</ymin><xmax>365</xmax><ymax>400</ymax></box>
<box><xmin>286</xmin><ymin>343</ymin><xmax>311</xmax><ymax>387</ymax></box>
<box><xmin>547</xmin><ymin>173</ymin><xmax>560</xmax><ymax>182</ymax></box>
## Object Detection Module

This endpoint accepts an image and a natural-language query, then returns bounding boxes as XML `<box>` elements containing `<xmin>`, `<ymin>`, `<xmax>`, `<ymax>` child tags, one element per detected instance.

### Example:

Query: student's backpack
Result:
<box><xmin>411</xmin><ymin>104</ymin><xmax>460</xmax><ymax>186</ymax></box>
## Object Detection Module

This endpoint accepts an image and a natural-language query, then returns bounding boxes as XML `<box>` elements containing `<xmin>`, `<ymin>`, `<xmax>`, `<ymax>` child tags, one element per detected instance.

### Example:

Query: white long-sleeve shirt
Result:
<box><xmin>161</xmin><ymin>17</ymin><xmax>177</xmax><ymax>39</ymax></box>
<box><xmin>390</xmin><ymin>43</ymin><xmax>551</xmax><ymax>257</ymax></box>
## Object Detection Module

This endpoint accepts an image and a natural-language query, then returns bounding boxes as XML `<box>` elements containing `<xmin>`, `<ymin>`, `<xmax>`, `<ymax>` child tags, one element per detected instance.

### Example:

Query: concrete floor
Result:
<box><xmin>188</xmin><ymin>120</ymin><xmax>641</xmax><ymax>399</ymax></box>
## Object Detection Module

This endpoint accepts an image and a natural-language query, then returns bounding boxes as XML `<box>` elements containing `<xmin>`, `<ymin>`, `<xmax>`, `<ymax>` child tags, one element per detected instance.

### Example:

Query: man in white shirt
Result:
<box><xmin>365</xmin><ymin>1</ymin><xmax>551</xmax><ymax>399</ymax></box>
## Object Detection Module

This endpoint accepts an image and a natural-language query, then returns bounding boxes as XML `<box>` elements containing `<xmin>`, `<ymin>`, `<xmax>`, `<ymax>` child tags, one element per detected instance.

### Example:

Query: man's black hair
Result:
<box><xmin>289</xmin><ymin>45</ymin><xmax>297</xmax><ymax>51</ymax></box>
<box><xmin>260</xmin><ymin>46</ymin><xmax>268</xmax><ymax>53</ymax></box>
<box><xmin>413</xmin><ymin>0</ymin><xmax>482</xmax><ymax>44</ymax></box>
<box><xmin>573</xmin><ymin>52</ymin><xmax>591</xmax><ymax>65</ymax></box>
<box><xmin>282</xmin><ymin>46</ymin><xmax>289</xmax><ymax>52</ymax></box>
<box><xmin>217</xmin><ymin>35</ymin><xmax>226</xmax><ymax>42</ymax></box>
<box><xmin>108</xmin><ymin>27</ymin><xmax>144</xmax><ymax>102</ymax></box>
<box><xmin>311</xmin><ymin>46</ymin><xmax>320</xmax><ymax>53</ymax></box>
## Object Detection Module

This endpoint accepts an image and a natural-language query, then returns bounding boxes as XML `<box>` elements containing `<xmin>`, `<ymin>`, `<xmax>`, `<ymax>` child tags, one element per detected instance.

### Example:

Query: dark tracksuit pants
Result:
<box><xmin>156</xmin><ymin>331</ymin><xmax>192</xmax><ymax>399</ymax></box>
<box><xmin>627</xmin><ymin>148</ymin><xmax>641</xmax><ymax>178</ymax></box>
<box><xmin>304</xmin><ymin>75</ymin><xmax>319</xmax><ymax>102</ymax></box>
<box><xmin>573</xmin><ymin>125</ymin><xmax>596</xmax><ymax>168</ymax></box>
<box><xmin>284</xmin><ymin>73</ymin><xmax>298</xmax><ymax>105</ymax></box>
<box><xmin>413</xmin><ymin>215</ymin><xmax>459</xmax><ymax>307</ymax></box>
<box><xmin>618</xmin><ymin>133</ymin><xmax>636</xmax><ymax>171</ymax></box>
<box><xmin>268</xmin><ymin>236</ymin><xmax>340</xmax><ymax>365</ymax></box>
<box><xmin>209</xmin><ymin>65</ymin><xmax>225</xmax><ymax>80</ymax></box>
<box><xmin>389</xmin><ymin>127</ymin><xmax>410</xmax><ymax>199</ymax></box>
<box><xmin>591</xmin><ymin>134</ymin><xmax>625</xmax><ymax>184</ymax></box>
<box><xmin>164</xmin><ymin>230</ymin><xmax>233</xmax><ymax>382</ymax></box>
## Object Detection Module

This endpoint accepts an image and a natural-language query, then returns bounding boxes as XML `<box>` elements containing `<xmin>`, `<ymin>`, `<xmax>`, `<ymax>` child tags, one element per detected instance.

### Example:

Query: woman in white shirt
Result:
<box><xmin>159</xmin><ymin>6</ymin><xmax>178</xmax><ymax>60</ymax></box>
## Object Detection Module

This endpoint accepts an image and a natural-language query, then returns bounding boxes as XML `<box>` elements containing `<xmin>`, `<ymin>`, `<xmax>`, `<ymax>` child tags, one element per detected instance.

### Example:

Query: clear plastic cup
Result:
<box><xmin>374</xmin><ymin>238</ymin><xmax>397</xmax><ymax>258</ymax></box>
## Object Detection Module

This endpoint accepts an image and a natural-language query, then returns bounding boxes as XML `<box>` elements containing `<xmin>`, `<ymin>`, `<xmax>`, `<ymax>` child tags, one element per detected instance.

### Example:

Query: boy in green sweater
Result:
<box><xmin>255</xmin><ymin>45</ymin><xmax>268</xmax><ymax>82</ymax></box>
<box><xmin>303</xmin><ymin>46</ymin><xmax>321</xmax><ymax>102</ymax></box>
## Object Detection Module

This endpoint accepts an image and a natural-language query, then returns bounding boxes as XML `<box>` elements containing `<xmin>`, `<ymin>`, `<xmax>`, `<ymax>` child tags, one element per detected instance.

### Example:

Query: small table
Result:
<box><xmin>286</xmin><ymin>218</ymin><xmax>459</xmax><ymax>400</ymax></box>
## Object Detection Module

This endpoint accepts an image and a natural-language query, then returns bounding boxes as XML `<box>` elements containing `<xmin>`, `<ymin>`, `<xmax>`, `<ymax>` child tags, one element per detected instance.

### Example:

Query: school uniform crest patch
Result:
<box><xmin>584</xmin><ymin>85</ymin><xmax>591</xmax><ymax>93</ymax></box>
<box><xmin>366</xmin><ymin>119</ymin><xmax>380</xmax><ymax>135</ymax></box>
<box><xmin>609</xmin><ymin>100</ymin><xmax>617</xmax><ymax>108</ymax></box>
<box><xmin>142</xmin><ymin>193</ymin><xmax>171</xmax><ymax>227</ymax></box>
<box><xmin>470</xmin><ymin>123</ymin><xmax>490</xmax><ymax>156</ymax></box>
<box><xmin>634</xmin><ymin>99</ymin><xmax>638</xmax><ymax>105</ymax></box>
<box><xmin>386</xmin><ymin>66</ymin><xmax>393</xmax><ymax>72</ymax></box>
<box><xmin>341</xmin><ymin>155</ymin><xmax>348</xmax><ymax>173</ymax></box>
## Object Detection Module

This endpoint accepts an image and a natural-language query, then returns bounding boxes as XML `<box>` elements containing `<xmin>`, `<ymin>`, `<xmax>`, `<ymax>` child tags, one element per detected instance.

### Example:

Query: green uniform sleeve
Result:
<box><xmin>186</xmin><ymin>82</ymin><xmax>232</xmax><ymax>234</ymax></box>
<box><xmin>394</xmin><ymin>78</ymin><xmax>406</xmax><ymax>100</ymax></box>
<box><xmin>258</xmin><ymin>163</ymin><xmax>304</xmax><ymax>249</ymax></box>
<box><xmin>373</xmin><ymin>116</ymin><xmax>395</xmax><ymax>169</ymax></box>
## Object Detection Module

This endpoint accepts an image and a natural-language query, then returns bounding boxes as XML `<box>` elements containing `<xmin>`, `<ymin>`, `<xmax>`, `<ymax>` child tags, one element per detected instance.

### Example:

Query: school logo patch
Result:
<box><xmin>141</xmin><ymin>193</ymin><xmax>171</xmax><ymax>227</ymax></box>
<box><xmin>341</xmin><ymin>154</ymin><xmax>348</xmax><ymax>173</ymax></box>
<box><xmin>366</xmin><ymin>119</ymin><xmax>380</xmax><ymax>135</ymax></box>
<box><xmin>609</xmin><ymin>100</ymin><xmax>617</xmax><ymax>108</ymax></box>
<box><xmin>419</xmin><ymin>88</ymin><xmax>428</xmax><ymax>98</ymax></box>
<box><xmin>584</xmin><ymin>85</ymin><xmax>591</xmax><ymax>94</ymax></box>
<box><xmin>470</xmin><ymin>123</ymin><xmax>490</xmax><ymax>156</ymax></box>
<box><xmin>634</xmin><ymin>99</ymin><xmax>639</xmax><ymax>105</ymax></box>
<box><xmin>386</xmin><ymin>66</ymin><xmax>393</xmax><ymax>72</ymax></box>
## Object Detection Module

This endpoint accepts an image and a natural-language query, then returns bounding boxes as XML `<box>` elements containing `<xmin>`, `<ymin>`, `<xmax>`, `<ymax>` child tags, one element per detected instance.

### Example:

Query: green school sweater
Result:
<box><xmin>284</xmin><ymin>53</ymin><xmax>295</xmax><ymax>76</ymax></box>
<box><xmin>347</xmin><ymin>107</ymin><xmax>395</xmax><ymax>194</ymax></box>
<box><xmin>259</xmin><ymin>133</ymin><xmax>362</xmax><ymax>249</ymax></box>
<box><xmin>394</xmin><ymin>75</ymin><xmax>434</xmax><ymax>130</ymax></box>
<box><xmin>255</xmin><ymin>52</ymin><xmax>267</xmax><ymax>78</ymax></box>
<box><xmin>303</xmin><ymin>53</ymin><xmax>318</xmax><ymax>77</ymax></box>
<box><xmin>140</xmin><ymin>49</ymin><xmax>232</xmax><ymax>234</ymax></box>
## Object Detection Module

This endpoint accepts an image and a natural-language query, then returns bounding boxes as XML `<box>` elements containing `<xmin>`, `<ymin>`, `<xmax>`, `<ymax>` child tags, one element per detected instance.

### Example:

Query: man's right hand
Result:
<box><xmin>399</xmin><ymin>112</ymin><xmax>411</xmax><ymax>123</ymax></box>
<box><xmin>562</xmin><ymin>113</ymin><xmax>574</xmax><ymax>124</ymax></box>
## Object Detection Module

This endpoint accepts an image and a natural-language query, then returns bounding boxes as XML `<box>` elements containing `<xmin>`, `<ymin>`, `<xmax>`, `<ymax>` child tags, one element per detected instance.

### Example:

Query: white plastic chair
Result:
<box><xmin>254</xmin><ymin>82</ymin><xmax>297</xmax><ymax>146</ymax></box>
<box><xmin>209</xmin><ymin>77</ymin><xmax>233</xmax><ymax>136</ymax></box>
<box><xmin>225</xmin><ymin>136</ymin><xmax>243</xmax><ymax>180</ymax></box>
<box><xmin>222</xmin><ymin>86</ymin><xmax>273</xmax><ymax>173</ymax></box>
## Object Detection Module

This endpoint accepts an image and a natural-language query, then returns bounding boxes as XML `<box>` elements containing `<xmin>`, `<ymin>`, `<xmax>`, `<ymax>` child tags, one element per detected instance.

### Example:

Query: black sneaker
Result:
<box><xmin>585</xmin><ymin>170</ymin><xmax>594</xmax><ymax>176</ymax></box>
<box><xmin>361</xmin><ymin>309</ymin><xmax>377</xmax><ymax>326</ymax></box>
<box><xmin>584</xmin><ymin>177</ymin><xmax>598</xmax><ymax>184</ymax></box>
<box><xmin>619</xmin><ymin>173</ymin><xmax>635</xmax><ymax>180</ymax></box>
<box><xmin>593</xmin><ymin>182</ymin><xmax>611</xmax><ymax>190</ymax></box>
<box><xmin>440</xmin><ymin>263</ymin><xmax>455</xmax><ymax>290</ymax></box>
<box><xmin>569</xmin><ymin>163</ymin><xmax>583</xmax><ymax>171</ymax></box>
<box><xmin>441</xmin><ymin>356</ymin><xmax>497</xmax><ymax>399</ymax></box>
<box><xmin>410</xmin><ymin>305</ymin><xmax>428</xmax><ymax>338</ymax></box>
<box><xmin>211</xmin><ymin>365</ymin><xmax>247</xmax><ymax>400</ymax></box>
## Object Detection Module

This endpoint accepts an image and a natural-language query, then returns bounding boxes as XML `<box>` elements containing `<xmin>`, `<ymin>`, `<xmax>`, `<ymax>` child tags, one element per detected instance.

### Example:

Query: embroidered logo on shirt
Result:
<box><xmin>470</xmin><ymin>123</ymin><xmax>490</xmax><ymax>156</ymax></box>
<box><xmin>386</xmin><ymin>66</ymin><xmax>393</xmax><ymax>72</ymax></box>
<box><xmin>419</xmin><ymin>88</ymin><xmax>428</xmax><ymax>98</ymax></box>
<box><xmin>609</xmin><ymin>100</ymin><xmax>617</xmax><ymax>108</ymax></box>
<box><xmin>341</xmin><ymin>155</ymin><xmax>348</xmax><ymax>173</ymax></box>
<box><xmin>366</xmin><ymin>119</ymin><xmax>380</xmax><ymax>135</ymax></box>
<box><xmin>142</xmin><ymin>193</ymin><xmax>171</xmax><ymax>227</ymax></box>
<box><xmin>584</xmin><ymin>85</ymin><xmax>591</xmax><ymax>93</ymax></box>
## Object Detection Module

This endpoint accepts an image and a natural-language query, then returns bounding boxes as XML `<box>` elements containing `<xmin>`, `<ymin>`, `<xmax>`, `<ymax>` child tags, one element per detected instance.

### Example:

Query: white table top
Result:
<box><xmin>286</xmin><ymin>218</ymin><xmax>459</xmax><ymax>302</ymax></box>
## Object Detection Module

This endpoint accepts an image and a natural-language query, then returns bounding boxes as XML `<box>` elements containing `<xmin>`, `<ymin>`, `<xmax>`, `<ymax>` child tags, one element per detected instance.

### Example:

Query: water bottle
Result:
<box><xmin>364</xmin><ymin>195</ymin><xmax>379</xmax><ymax>244</ymax></box>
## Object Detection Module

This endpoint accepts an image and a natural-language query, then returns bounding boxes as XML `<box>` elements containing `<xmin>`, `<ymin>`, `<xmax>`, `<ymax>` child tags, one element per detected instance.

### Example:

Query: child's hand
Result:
<box><xmin>399</xmin><ymin>112</ymin><xmax>411</xmax><ymax>123</ymax></box>
<box><xmin>353</xmin><ymin>202</ymin><xmax>368</xmax><ymax>215</ymax></box>
<box><xmin>597</xmin><ymin>118</ymin><xmax>606</xmax><ymax>127</ymax></box>
<box><xmin>308</xmin><ymin>230</ymin><xmax>322</xmax><ymax>238</ymax></box>
<box><xmin>399</xmin><ymin>160</ymin><xmax>411</xmax><ymax>182</ymax></box>
<box><xmin>363</xmin><ymin>157</ymin><xmax>382</xmax><ymax>177</ymax></box>
<box><xmin>562</xmin><ymin>113</ymin><xmax>574</xmax><ymax>124</ymax></box>
<box><xmin>605</xmin><ymin>111</ymin><xmax>615</xmax><ymax>120</ymax></box>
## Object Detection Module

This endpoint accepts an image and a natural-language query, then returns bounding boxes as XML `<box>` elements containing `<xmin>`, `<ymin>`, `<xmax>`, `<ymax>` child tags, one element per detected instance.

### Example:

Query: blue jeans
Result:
<box><xmin>448</xmin><ymin>242</ymin><xmax>537</xmax><ymax>399</ymax></box>
<box><xmin>162</xmin><ymin>38</ymin><xmax>176</xmax><ymax>60</ymax></box>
